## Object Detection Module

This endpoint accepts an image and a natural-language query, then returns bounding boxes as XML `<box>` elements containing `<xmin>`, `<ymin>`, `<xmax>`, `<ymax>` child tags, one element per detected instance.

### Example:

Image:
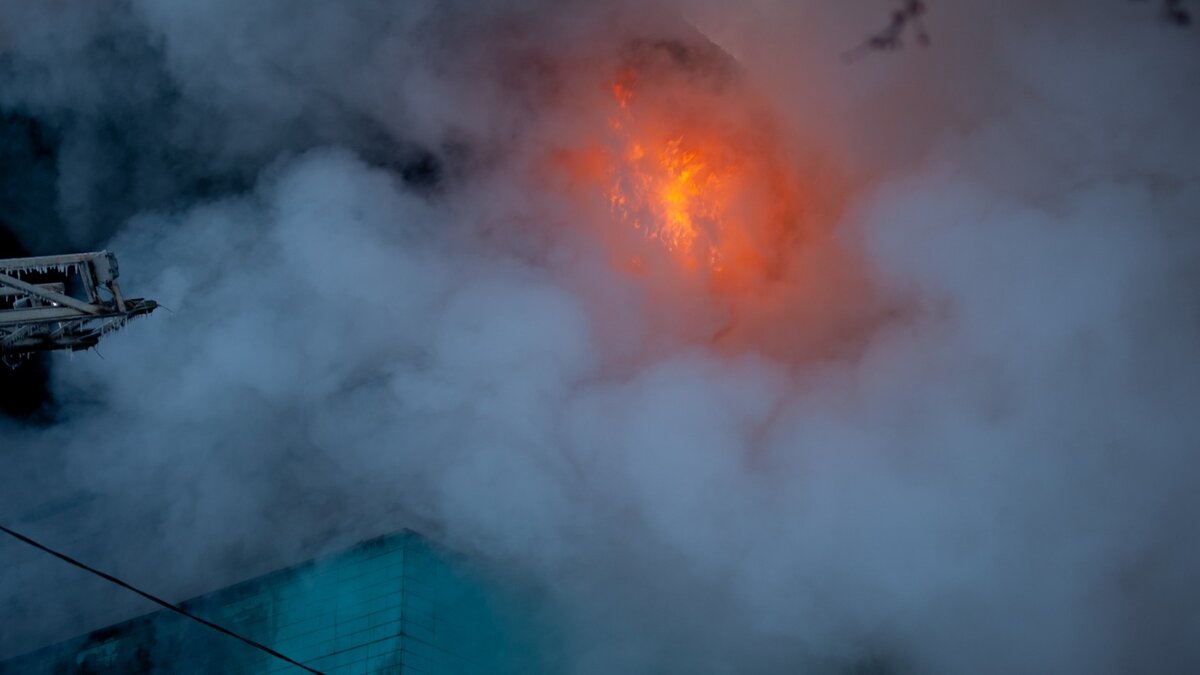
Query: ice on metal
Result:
<box><xmin>0</xmin><ymin>251</ymin><xmax>157</xmax><ymax>366</ymax></box>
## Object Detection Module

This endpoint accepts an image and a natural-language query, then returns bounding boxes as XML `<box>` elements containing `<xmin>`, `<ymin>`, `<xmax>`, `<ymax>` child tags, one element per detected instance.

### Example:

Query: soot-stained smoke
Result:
<box><xmin>1</xmin><ymin>1</ymin><xmax>1199</xmax><ymax>673</ymax></box>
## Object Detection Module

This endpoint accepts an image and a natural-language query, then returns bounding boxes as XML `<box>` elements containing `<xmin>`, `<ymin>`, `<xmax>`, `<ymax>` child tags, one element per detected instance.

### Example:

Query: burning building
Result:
<box><xmin>1</xmin><ymin>3</ymin><xmax>1199</xmax><ymax>674</ymax></box>
<box><xmin>0</xmin><ymin>532</ymin><xmax>551</xmax><ymax>674</ymax></box>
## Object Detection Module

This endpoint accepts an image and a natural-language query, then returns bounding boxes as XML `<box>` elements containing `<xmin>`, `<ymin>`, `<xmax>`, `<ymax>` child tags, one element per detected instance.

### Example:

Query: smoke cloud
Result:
<box><xmin>2</xmin><ymin>1</ymin><xmax>1199</xmax><ymax>673</ymax></box>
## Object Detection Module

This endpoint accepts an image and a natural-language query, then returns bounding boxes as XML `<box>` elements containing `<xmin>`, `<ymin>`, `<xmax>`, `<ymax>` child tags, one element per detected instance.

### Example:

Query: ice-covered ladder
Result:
<box><xmin>0</xmin><ymin>251</ymin><xmax>157</xmax><ymax>365</ymax></box>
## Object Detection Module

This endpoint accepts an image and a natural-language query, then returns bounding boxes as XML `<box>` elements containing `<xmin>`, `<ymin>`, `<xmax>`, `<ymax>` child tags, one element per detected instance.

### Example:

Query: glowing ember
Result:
<box><xmin>599</xmin><ymin>63</ymin><xmax>796</xmax><ymax>286</ymax></box>
<box><xmin>606</xmin><ymin>75</ymin><xmax>735</xmax><ymax>271</ymax></box>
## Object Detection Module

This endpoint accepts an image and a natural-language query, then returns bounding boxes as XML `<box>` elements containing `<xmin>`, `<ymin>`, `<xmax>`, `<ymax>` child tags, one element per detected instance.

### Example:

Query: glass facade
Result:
<box><xmin>0</xmin><ymin>532</ymin><xmax>550</xmax><ymax>674</ymax></box>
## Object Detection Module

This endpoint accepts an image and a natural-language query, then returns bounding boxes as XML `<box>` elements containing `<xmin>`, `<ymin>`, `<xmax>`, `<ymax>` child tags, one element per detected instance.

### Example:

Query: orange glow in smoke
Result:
<box><xmin>545</xmin><ymin>48</ymin><xmax>868</xmax><ymax>360</ymax></box>
<box><xmin>599</xmin><ymin>66</ymin><xmax>799</xmax><ymax>289</ymax></box>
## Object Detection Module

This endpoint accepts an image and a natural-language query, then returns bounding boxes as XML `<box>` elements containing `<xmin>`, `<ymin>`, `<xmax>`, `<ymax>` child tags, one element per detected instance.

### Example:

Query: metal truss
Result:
<box><xmin>0</xmin><ymin>251</ymin><xmax>157</xmax><ymax>365</ymax></box>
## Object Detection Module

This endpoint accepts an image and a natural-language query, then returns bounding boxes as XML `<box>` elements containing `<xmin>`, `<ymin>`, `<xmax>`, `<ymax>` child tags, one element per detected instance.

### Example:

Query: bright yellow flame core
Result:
<box><xmin>605</xmin><ymin>72</ymin><xmax>758</xmax><ymax>275</ymax></box>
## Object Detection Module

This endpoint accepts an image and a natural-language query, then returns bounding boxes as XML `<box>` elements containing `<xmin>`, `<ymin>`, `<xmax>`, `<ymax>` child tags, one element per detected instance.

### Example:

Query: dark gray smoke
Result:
<box><xmin>2</xmin><ymin>1</ymin><xmax>1199</xmax><ymax>673</ymax></box>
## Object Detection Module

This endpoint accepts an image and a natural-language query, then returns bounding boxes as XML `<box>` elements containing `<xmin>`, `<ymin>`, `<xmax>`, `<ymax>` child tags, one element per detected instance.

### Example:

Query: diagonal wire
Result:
<box><xmin>0</xmin><ymin>524</ymin><xmax>324</xmax><ymax>674</ymax></box>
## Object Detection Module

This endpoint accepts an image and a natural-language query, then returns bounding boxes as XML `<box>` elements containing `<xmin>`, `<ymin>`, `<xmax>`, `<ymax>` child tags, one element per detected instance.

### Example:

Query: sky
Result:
<box><xmin>1</xmin><ymin>1</ymin><xmax>1199</xmax><ymax>673</ymax></box>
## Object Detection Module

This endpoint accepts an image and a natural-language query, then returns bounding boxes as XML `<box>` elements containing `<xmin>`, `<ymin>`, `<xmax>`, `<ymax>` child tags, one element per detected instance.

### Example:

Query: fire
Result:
<box><xmin>543</xmin><ymin>37</ymin><xmax>864</xmax><ymax>358</ymax></box>
<box><xmin>610</xmin><ymin>134</ymin><xmax>722</xmax><ymax>262</ymax></box>
<box><xmin>599</xmin><ymin>62</ymin><xmax>797</xmax><ymax>288</ymax></box>
<box><xmin>545</xmin><ymin>38</ymin><xmax>864</xmax><ymax>359</ymax></box>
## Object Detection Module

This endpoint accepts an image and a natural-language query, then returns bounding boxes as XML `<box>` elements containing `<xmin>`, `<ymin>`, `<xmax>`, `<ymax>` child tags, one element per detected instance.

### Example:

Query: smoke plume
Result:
<box><xmin>1</xmin><ymin>1</ymin><xmax>1198</xmax><ymax>673</ymax></box>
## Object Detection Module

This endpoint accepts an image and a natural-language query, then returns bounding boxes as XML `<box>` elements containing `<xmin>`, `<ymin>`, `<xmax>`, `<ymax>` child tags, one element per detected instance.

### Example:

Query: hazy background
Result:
<box><xmin>1</xmin><ymin>1</ymin><xmax>1198</xmax><ymax>673</ymax></box>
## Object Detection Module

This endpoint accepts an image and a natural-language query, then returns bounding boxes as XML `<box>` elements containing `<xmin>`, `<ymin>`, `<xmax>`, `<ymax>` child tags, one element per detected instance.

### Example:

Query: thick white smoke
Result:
<box><xmin>1</xmin><ymin>1</ymin><xmax>1199</xmax><ymax>673</ymax></box>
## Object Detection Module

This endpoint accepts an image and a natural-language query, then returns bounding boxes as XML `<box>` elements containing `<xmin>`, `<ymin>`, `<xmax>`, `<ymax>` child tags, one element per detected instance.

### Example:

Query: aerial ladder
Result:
<box><xmin>0</xmin><ymin>251</ymin><xmax>156</xmax><ymax>366</ymax></box>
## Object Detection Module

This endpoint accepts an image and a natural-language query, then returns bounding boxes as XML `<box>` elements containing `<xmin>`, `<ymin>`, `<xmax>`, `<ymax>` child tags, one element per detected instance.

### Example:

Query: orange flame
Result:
<box><xmin>601</xmin><ymin>67</ymin><xmax>792</xmax><ymax>285</ymax></box>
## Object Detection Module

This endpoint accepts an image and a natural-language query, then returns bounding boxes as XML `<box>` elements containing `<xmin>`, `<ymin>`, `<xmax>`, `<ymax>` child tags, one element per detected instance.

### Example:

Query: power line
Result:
<box><xmin>0</xmin><ymin>524</ymin><xmax>324</xmax><ymax>674</ymax></box>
